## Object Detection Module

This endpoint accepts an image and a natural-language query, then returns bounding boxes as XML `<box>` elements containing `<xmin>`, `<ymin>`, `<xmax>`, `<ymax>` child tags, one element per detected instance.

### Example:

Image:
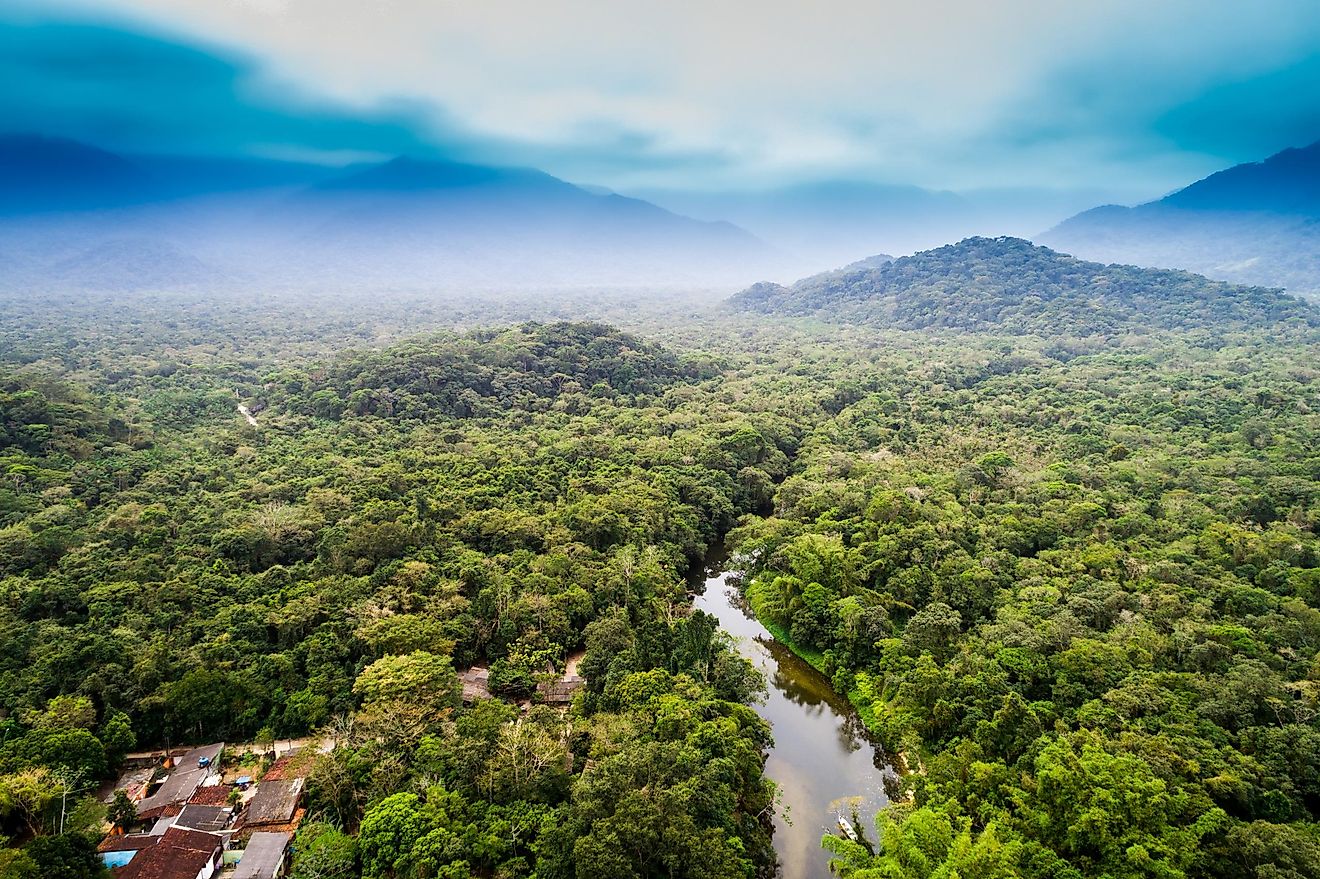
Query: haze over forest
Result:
<box><xmin>2</xmin><ymin>3</ymin><xmax>1320</xmax><ymax>879</ymax></box>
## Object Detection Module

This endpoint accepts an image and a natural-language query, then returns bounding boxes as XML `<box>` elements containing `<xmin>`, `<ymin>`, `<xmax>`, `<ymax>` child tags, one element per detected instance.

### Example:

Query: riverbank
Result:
<box><xmin>740</xmin><ymin>578</ymin><xmax>885</xmax><ymax>733</ymax></box>
<box><xmin>740</xmin><ymin>579</ymin><xmax>920</xmax><ymax>781</ymax></box>
<box><xmin>695</xmin><ymin>567</ymin><xmax>891</xmax><ymax>879</ymax></box>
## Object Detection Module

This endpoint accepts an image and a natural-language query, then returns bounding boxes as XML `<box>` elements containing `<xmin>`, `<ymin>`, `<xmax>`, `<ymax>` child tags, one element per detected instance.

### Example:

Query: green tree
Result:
<box><xmin>105</xmin><ymin>791</ymin><xmax>136</xmax><ymax>833</ymax></box>
<box><xmin>353</xmin><ymin>652</ymin><xmax>461</xmax><ymax>747</ymax></box>
<box><xmin>290</xmin><ymin>822</ymin><xmax>359</xmax><ymax>879</ymax></box>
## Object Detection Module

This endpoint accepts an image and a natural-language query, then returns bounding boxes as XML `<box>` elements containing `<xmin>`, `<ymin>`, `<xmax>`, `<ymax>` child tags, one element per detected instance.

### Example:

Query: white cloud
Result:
<box><xmin>61</xmin><ymin>0</ymin><xmax>1320</xmax><ymax>192</ymax></box>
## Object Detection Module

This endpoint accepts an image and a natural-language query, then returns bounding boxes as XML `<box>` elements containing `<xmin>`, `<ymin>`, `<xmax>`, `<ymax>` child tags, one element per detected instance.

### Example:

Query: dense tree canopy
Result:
<box><xmin>731</xmin><ymin>327</ymin><xmax>1320</xmax><ymax>879</ymax></box>
<box><xmin>732</xmin><ymin>237</ymin><xmax>1318</xmax><ymax>335</ymax></box>
<box><xmin>1</xmin><ymin>267</ymin><xmax>1317</xmax><ymax>878</ymax></box>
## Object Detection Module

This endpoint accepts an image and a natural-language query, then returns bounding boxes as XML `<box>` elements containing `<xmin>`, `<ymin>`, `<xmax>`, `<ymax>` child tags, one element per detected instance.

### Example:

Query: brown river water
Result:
<box><xmin>693</xmin><ymin>564</ymin><xmax>893</xmax><ymax>878</ymax></box>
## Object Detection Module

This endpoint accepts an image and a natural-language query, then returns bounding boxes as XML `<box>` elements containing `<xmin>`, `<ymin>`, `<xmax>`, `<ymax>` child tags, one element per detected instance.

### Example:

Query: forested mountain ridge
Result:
<box><xmin>731</xmin><ymin>236</ymin><xmax>1317</xmax><ymax>334</ymax></box>
<box><xmin>266</xmin><ymin>322</ymin><xmax>707</xmax><ymax>421</ymax></box>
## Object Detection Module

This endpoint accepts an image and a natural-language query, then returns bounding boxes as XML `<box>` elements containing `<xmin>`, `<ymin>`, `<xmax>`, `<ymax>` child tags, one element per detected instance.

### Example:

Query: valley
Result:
<box><xmin>2</xmin><ymin>237</ymin><xmax>1318</xmax><ymax>878</ymax></box>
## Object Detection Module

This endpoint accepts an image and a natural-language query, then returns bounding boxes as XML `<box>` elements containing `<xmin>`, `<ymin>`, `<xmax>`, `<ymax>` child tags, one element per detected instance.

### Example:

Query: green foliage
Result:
<box><xmin>289</xmin><ymin>822</ymin><xmax>359</xmax><ymax>879</ymax></box>
<box><xmin>732</xmin><ymin>237</ymin><xmax>1317</xmax><ymax>335</ymax></box>
<box><xmin>729</xmin><ymin>322</ymin><xmax>1320</xmax><ymax>879</ymax></box>
<box><xmin>0</xmin><ymin>849</ymin><xmax>40</xmax><ymax>879</ymax></box>
<box><xmin>2</xmin><ymin>275</ymin><xmax>1317</xmax><ymax>879</ymax></box>
<box><xmin>19</xmin><ymin>834</ymin><xmax>106</xmax><ymax>879</ymax></box>
<box><xmin>105</xmin><ymin>790</ymin><xmax>135</xmax><ymax>833</ymax></box>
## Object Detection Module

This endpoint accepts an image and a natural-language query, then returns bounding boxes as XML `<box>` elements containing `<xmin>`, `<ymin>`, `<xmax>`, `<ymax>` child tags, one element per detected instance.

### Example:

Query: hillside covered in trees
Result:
<box><xmin>0</xmin><ymin>306</ymin><xmax>846</xmax><ymax>878</ymax></box>
<box><xmin>731</xmin><ymin>333</ymin><xmax>1320</xmax><ymax>878</ymax></box>
<box><xmin>0</xmin><ymin>275</ymin><xmax>1317</xmax><ymax>879</ymax></box>
<box><xmin>731</xmin><ymin>237</ymin><xmax>1317</xmax><ymax>335</ymax></box>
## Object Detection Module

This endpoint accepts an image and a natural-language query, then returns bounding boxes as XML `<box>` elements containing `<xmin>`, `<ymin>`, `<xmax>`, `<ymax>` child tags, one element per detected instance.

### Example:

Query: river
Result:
<box><xmin>693</xmin><ymin>564</ymin><xmax>892</xmax><ymax>879</ymax></box>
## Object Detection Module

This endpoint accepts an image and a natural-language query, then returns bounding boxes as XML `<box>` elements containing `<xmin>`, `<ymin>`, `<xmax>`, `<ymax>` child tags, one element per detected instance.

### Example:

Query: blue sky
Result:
<box><xmin>6</xmin><ymin>0</ymin><xmax>1320</xmax><ymax>199</ymax></box>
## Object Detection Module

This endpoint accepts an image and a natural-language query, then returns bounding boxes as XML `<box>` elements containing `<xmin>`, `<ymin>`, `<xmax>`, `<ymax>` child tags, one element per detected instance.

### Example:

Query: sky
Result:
<box><xmin>6</xmin><ymin>0</ymin><xmax>1320</xmax><ymax>200</ymax></box>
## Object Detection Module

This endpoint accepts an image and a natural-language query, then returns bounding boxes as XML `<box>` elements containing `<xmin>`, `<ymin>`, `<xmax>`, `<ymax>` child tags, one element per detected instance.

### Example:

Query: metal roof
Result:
<box><xmin>174</xmin><ymin>804</ymin><xmax>232</xmax><ymax>833</ymax></box>
<box><xmin>133</xmin><ymin>744</ymin><xmax>225</xmax><ymax>818</ymax></box>
<box><xmin>243</xmin><ymin>778</ymin><xmax>304</xmax><ymax>825</ymax></box>
<box><xmin>232</xmin><ymin>831</ymin><xmax>292</xmax><ymax>879</ymax></box>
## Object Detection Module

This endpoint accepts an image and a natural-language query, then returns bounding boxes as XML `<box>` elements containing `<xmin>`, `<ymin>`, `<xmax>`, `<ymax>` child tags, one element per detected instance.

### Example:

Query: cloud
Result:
<box><xmin>0</xmin><ymin>8</ymin><xmax>442</xmax><ymax>161</ymax></box>
<box><xmin>9</xmin><ymin>0</ymin><xmax>1320</xmax><ymax>194</ymax></box>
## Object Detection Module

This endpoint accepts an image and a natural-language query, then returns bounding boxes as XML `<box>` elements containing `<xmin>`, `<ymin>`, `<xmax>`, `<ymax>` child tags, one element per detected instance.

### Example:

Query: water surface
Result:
<box><xmin>694</xmin><ymin>567</ymin><xmax>891</xmax><ymax>878</ymax></box>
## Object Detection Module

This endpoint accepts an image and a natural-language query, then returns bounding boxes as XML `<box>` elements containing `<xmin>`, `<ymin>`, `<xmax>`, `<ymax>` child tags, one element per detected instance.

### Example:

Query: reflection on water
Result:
<box><xmin>693</xmin><ymin>567</ymin><xmax>892</xmax><ymax>879</ymax></box>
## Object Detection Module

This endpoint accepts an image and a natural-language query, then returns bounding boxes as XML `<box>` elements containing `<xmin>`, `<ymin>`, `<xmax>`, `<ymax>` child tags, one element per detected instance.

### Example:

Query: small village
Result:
<box><xmin>95</xmin><ymin>741</ymin><xmax>316</xmax><ymax>879</ymax></box>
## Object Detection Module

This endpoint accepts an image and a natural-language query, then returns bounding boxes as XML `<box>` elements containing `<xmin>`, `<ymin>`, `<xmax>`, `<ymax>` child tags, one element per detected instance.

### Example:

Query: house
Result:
<box><xmin>133</xmin><ymin>744</ymin><xmax>225</xmax><ymax>822</ymax></box>
<box><xmin>186</xmin><ymin>784</ymin><xmax>234</xmax><ymax>807</ymax></box>
<box><xmin>260</xmin><ymin>751</ymin><xmax>315</xmax><ymax>781</ymax></box>
<box><xmin>233</xmin><ymin>831</ymin><xmax>292</xmax><ymax>879</ymax></box>
<box><xmin>98</xmin><ymin>833</ymin><xmax>159</xmax><ymax>870</ymax></box>
<box><xmin>458</xmin><ymin>666</ymin><xmax>491</xmax><ymax>702</ymax></box>
<box><xmin>537</xmin><ymin>673</ymin><xmax>585</xmax><ymax>704</ymax></box>
<box><xmin>113</xmin><ymin>826</ymin><xmax>224</xmax><ymax>879</ymax></box>
<box><xmin>239</xmin><ymin>778</ymin><xmax>304</xmax><ymax>829</ymax></box>
<box><xmin>104</xmin><ymin>767</ymin><xmax>155</xmax><ymax>805</ymax></box>
<box><xmin>173</xmin><ymin>804</ymin><xmax>233</xmax><ymax>834</ymax></box>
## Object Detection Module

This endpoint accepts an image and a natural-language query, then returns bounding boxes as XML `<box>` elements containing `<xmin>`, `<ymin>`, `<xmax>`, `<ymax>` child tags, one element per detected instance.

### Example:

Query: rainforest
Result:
<box><xmin>0</xmin><ymin>236</ymin><xmax>1316</xmax><ymax>879</ymax></box>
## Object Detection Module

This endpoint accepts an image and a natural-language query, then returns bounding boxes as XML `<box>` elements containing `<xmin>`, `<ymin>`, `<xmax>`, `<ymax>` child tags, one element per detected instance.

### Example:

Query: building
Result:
<box><xmin>537</xmin><ymin>673</ymin><xmax>585</xmax><ymax>704</ymax></box>
<box><xmin>458</xmin><ymin>666</ymin><xmax>492</xmax><ymax>702</ymax></box>
<box><xmin>104</xmin><ymin>767</ymin><xmax>155</xmax><ymax>805</ymax></box>
<box><xmin>133</xmin><ymin>744</ymin><xmax>225</xmax><ymax>822</ymax></box>
<box><xmin>173</xmin><ymin>804</ymin><xmax>233</xmax><ymax>834</ymax></box>
<box><xmin>186</xmin><ymin>784</ymin><xmax>235</xmax><ymax>807</ymax></box>
<box><xmin>235</xmin><ymin>751</ymin><xmax>309</xmax><ymax>838</ymax></box>
<box><xmin>232</xmin><ymin>831</ymin><xmax>292</xmax><ymax>879</ymax></box>
<box><xmin>239</xmin><ymin>778</ymin><xmax>304</xmax><ymax>829</ymax></box>
<box><xmin>111</xmin><ymin>826</ymin><xmax>225</xmax><ymax>879</ymax></box>
<box><xmin>98</xmin><ymin>834</ymin><xmax>159</xmax><ymax>871</ymax></box>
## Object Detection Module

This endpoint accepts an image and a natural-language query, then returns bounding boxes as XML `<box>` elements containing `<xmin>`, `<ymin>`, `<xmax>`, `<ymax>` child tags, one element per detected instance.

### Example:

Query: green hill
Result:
<box><xmin>731</xmin><ymin>236</ymin><xmax>1317</xmax><ymax>335</ymax></box>
<box><xmin>272</xmin><ymin>322</ymin><xmax>703</xmax><ymax>420</ymax></box>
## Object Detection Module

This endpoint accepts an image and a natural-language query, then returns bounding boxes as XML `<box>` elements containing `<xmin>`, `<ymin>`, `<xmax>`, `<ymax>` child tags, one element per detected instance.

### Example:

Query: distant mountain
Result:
<box><xmin>0</xmin><ymin>133</ymin><xmax>338</xmax><ymax>211</ymax></box>
<box><xmin>1162</xmin><ymin>142</ymin><xmax>1320</xmax><ymax>213</ymax></box>
<box><xmin>1042</xmin><ymin>142</ymin><xmax>1320</xmax><ymax>297</ymax></box>
<box><xmin>0</xmin><ymin>136</ymin><xmax>781</xmax><ymax>290</ymax></box>
<box><xmin>314</xmin><ymin>155</ymin><xmax>565</xmax><ymax>194</ymax></box>
<box><xmin>731</xmin><ymin>236</ymin><xmax>1317</xmax><ymax>335</ymax></box>
<box><xmin>273</xmin><ymin>156</ymin><xmax>775</xmax><ymax>286</ymax></box>
<box><xmin>46</xmin><ymin>239</ymin><xmax>218</xmax><ymax>291</ymax></box>
<box><xmin>0</xmin><ymin>134</ymin><xmax>153</xmax><ymax>213</ymax></box>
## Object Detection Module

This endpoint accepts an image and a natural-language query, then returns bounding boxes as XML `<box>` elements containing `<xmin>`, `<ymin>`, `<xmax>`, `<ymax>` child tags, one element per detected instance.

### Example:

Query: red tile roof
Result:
<box><xmin>115</xmin><ymin>827</ymin><xmax>222</xmax><ymax>879</ymax></box>
<box><xmin>187</xmin><ymin>785</ymin><xmax>234</xmax><ymax>806</ymax></box>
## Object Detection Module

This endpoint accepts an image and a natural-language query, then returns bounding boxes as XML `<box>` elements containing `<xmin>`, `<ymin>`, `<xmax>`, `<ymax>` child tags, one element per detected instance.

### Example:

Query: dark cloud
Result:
<box><xmin>1155</xmin><ymin>55</ymin><xmax>1320</xmax><ymax>159</ymax></box>
<box><xmin>0</xmin><ymin>14</ymin><xmax>439</xmax><ymax>160</ymax></box>
<box><xmin>4</xmin><ymin>1</ymin><xmax>1320</xmax><ymax>195</ymax></box>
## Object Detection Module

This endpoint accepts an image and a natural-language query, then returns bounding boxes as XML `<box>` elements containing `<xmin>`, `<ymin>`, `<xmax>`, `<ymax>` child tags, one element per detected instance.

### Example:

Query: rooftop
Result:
<box><xmin>173</xmin><ymin>803</ymin><xmax>232</xmax><ymax>833</ymax></box>
<box><xmin>538</xmin><ymin>674</ymin><xmax>586</xmax><ymax>703</ymax></box>
<box><xmin>242</xmin><ymin>778</ymin><xmax>304</xmax><ymax>826</ymax></box>
<box><xmin>261</xmin><ymin>750</ymin><xmax>312</xmax><ymax>781</ymax></box>
<box><xmin>97</xmin><ymin>833</ymin><xmax>158</xmax><ymax>854</ymax></box>
<box><xmin>459</xmin><ymin>666</ymin><xmax>491</xmax><ymax>702</ymax></box>
<box><xmin>116</xmin><ymin>827</ymin><xmax>222</xmax><ymax>879</ymax></box>
<box><xmin>187</xmin><ymin>784</ymin><xmax>234</xmax><ymax>806</ymax></box>
<box><xmin>232</xmin><ymin>831</ymin><xmax>292</xmax><ymax>879</ymax></box>
<box><xmin>132</xmin><ymin>743</ymin><xmax>225</xmax><ymax>819</ymax></box>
